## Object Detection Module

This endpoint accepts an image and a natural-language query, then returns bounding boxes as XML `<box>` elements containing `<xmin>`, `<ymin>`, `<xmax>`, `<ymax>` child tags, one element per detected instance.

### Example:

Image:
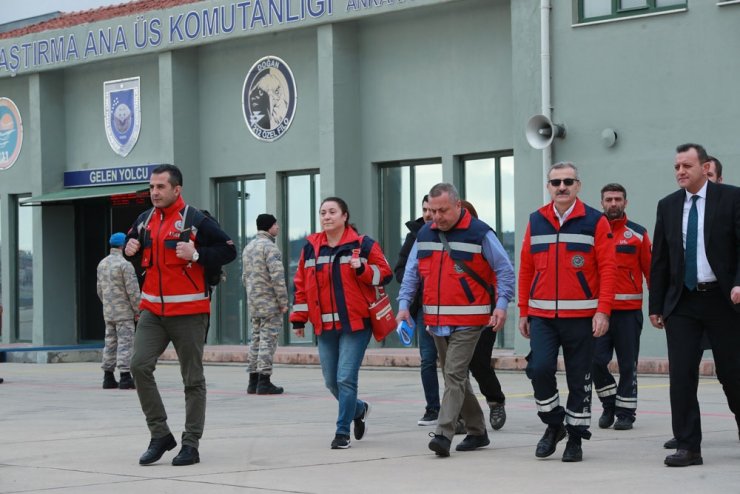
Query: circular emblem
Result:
<box><xmin>0</xmin><ymin>97</ymin><xmax>23</xmax><ymax>171</ymax></box>
<box><xmin>454</xmin><ymin>264</ymin><xmax>465</xmax><ymax>274</ymax></box>
<box><xmin>174</xmin><ymin>220</ymin><xmax>184</xmax><ymax>231</ymax></box>
<box><xmin>623</xmin><ymin>230</ymin><xmax>633</xmax><ymax>239</ymax></box>
<box><xmin>242</xmin><ymin>56</ymin><xmax>297</xmax><ymax>142</ymax></box>
<box><xmin>572</xmin><ymin>255</ymin><xmax>585</xmax><ymax>268</ymax></box>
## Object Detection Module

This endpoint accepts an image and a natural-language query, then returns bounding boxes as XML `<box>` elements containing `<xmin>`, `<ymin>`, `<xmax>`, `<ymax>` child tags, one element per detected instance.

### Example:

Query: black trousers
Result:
<box><xmin>468</xmin><ymin>328</ymin><xmax>505</xmax><ymax>404</ymax></box>
<box><xmin>665</xmin><ymin>287</ymin><xmax>740</xmax><ymax>453</ymax></box>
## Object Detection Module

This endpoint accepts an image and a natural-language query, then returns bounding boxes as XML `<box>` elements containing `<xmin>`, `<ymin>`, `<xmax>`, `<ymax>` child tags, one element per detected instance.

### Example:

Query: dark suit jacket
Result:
<box><xmin>649</xmin><ymin>180</ymin><xmax>740</xmax><ymax>318</ymax></box>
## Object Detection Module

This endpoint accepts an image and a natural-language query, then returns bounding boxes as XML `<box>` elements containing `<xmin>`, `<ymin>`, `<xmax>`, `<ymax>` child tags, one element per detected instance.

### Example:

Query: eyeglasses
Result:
<box><xmin>548</xmin><ymin>178</ymin><xmax>579</xmax><ymax>187</ymax></box>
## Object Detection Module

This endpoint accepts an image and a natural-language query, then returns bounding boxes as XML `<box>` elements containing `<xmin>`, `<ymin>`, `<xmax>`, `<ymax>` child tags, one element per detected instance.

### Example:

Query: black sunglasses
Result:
<box><xmin>548</xmin><ymin>178</ymin><xmax>579</xmax><ymax>187</ymax></box>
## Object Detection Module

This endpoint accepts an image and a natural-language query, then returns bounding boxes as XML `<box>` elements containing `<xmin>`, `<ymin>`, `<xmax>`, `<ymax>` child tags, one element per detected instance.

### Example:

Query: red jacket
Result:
<box><xmin>518</xmin><ymin>199</ymin><xmax>616</xmax><ymax>318</ymax></box>
<box><xmin>127</xmin><ymin>195</ymin><xmax>237</xmax><ymax>316</ymax></box>
<box><xmin>416</xmin><ymin>210</ymin><xmax>497</xmax><ymax>327</ymax></box>
<box><xmin>290</xmin><ymin>227</ymin><xmax>392</xmax><ymax>334</ymax></box>
<box><xmin>609</xmin><ymin>215</ymin><xmax>651</xmax><ymax>311</ymax></box>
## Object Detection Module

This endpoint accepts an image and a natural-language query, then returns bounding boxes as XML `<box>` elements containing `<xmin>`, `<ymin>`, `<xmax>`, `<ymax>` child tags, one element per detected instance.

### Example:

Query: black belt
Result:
<box><xmin>696</xmin><ymin>281</ymin><xmax>719</xmax><ymax>292</ymax></box>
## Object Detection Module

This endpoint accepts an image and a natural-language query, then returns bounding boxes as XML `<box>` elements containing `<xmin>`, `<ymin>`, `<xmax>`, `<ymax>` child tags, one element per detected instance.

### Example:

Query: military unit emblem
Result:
<box><xmin>571</xmin><ymin>255</ymin><xmax>585</xmax><ymax>268</ymax></box>
<box><xmin>242</xmin><ymin>56</ymin><xmax>297</xmax><ymax>142</ymax></box>
<box><xmin>0</xmin><ymin>97</ymin><xmax>23</xmax><ymax>170</ymax></box>
<box><xmin>104</xmin><ymin>77</ymin><xmax>141</xmax><ymax>157</ymax></box>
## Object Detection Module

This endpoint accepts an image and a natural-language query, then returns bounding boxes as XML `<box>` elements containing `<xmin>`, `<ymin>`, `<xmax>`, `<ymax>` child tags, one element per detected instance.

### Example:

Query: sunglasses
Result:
<box><xmin>548</xmin><ymin>178</ymin><xmax>579</xmax><ymax>187</ymax></box>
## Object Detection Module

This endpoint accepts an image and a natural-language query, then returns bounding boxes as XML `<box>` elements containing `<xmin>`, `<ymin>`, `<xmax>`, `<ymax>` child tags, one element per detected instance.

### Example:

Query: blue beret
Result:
<box><xmin>109</xmin><ymin>232</ymin><xmax>126</xmax><ymax>247</ymax></box>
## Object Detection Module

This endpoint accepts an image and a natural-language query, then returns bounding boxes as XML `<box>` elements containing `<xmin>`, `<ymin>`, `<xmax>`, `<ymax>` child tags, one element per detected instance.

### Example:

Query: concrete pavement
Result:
<box><xmin>1</xmin><ymin>361</ymin><xmax>740</xmax><ymax>493</ymax></box>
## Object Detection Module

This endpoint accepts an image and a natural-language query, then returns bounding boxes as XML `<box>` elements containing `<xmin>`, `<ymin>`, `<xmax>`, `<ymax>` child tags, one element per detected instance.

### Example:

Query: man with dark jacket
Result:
<box><xmin>125</xmin><ymin>164</ymin><xmax>236</xmax><ymax>467</ymax></box>
<box><xmin>394</xmin><ymin>195</ymin><xmax>439</xmax><ymax>426</ymax></box>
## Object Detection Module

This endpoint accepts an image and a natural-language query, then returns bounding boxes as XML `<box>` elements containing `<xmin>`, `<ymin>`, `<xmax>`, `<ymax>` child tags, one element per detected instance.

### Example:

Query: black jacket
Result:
<box><xmin>650</xmin><ymin>180</ymin><xmax>740</xmax><ymax>318</ymax></box>
<box><xmin>394</xmin><ymin>217</ymin><xmax>426</xmax><ymax>318</ymax></box>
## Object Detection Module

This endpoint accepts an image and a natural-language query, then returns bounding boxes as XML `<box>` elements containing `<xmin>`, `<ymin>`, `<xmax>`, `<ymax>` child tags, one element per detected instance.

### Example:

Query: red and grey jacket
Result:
<box><xmin>126</xmin><ymin>195</ymin><xmax>236</xmax><ymax>317</ymax></box>
<box><xmin>518</xmin><ymin>199</ymin><xmax>616</xmax><ymax>319</ymax></box>
<box><xmin>290</xmin><ymin>227</ymin><xmax>392</xmax><ymax>334</ymax></box>
<box><xmin>416</xmin><ymin>209</ymin><xmax>497</xmax><ymax>327</ymax></box>
<box><xmin>609</xmin><ymin>215</ymin><xmax>651</xmax><ymax>311</ymax></box>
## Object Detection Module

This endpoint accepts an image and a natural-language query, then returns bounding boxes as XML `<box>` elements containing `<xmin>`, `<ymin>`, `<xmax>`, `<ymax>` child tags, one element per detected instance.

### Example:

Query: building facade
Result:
<box><xmin>0</xmin><ymin>0</ymin><xmax>737</xmax><ymax>357</ymax></box>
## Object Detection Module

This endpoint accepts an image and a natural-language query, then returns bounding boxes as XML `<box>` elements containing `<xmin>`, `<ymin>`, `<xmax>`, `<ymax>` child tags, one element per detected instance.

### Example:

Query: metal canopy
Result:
<box><xmin>20</xmin><ymin>184</ymin><xmax>149</xmax><ymax>206</ymax></box>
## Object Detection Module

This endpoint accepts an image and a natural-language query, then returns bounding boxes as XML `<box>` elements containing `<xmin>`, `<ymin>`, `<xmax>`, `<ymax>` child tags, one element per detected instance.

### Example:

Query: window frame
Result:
<box><xmin>578</xmin><ymin>0</ymin><xmax>687</xmax><ymax>23</ymax></box>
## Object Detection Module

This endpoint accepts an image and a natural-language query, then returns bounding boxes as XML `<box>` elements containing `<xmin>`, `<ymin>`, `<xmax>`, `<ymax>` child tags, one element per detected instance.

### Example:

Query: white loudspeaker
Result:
<box><xmin>525</xmin><ymin>114</ymin><xmax>566</xmax><ymax>149</ymax></box>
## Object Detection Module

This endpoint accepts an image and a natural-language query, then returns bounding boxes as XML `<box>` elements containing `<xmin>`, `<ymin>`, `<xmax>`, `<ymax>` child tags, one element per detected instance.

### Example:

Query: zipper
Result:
<box><xmin>156</xmin><ymin>212</ymin><xmax>165</xmax><ymax>315</ymax></box>
<box><xmin>629</xmin><ymin>271</ymin><xmax>638</xmax><ymax>291</ymax></box>
<box><xmin>183</xmin><ymin>267</ymin><xmax>199</xmax><ymax>290</ymax></box>
<box><xmin>436</xmin><ymin>248</ymin><xmax>445</xmax><ymax>327</ymax></box>
<box><xmin>554</xmin><ymin>229</ymin><xmax>560</xmax><ymax>316</ymax></box>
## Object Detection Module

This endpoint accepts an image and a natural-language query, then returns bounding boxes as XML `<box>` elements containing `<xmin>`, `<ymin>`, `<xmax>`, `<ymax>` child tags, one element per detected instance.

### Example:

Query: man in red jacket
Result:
<box><xmin>519</xmin><ymin>162</ymin><xmax>616</xmax><ymax>462</ymax></box>
<box><xmin>592</xmin><ymin>183</ymin><xmax>651</xmax><ymax>432</ymax></box>
<box><xmin>125</xmin><ymin>165</ymin><xmax>236</xmax><ymax>467</ymax></box>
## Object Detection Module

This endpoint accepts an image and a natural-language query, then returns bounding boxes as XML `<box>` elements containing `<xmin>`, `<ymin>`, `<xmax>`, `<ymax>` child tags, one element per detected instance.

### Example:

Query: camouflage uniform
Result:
<box><xmin>97</xmin><ymin>248</ymin><xmax>140</xmax><ymax>372</ymax></box>
<box><xmin>243</xmin><ymin>231</ymin><xmax>289</xmax><ymax>375</ymax></box>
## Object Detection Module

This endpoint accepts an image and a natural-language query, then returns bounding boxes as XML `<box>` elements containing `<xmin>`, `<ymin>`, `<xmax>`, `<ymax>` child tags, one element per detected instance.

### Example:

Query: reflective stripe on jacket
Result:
<box><xmin>416</xmin><ymin>209</ymin><xmax>496</xmax><ymax>327</ymax></box>
<box><xmin>289</xmin><ymin>227</ymin><xmax>393</xmax><ymax>334</ymax></box>
<box><xmin>609</xmin><ymin>215</ymin><xmax>651</xmax><ymax>310</ymax></box>
<box><xmin>518</xmin><ymin>199</ymin><xmax>616</xmax><ymax>319</ymax></box>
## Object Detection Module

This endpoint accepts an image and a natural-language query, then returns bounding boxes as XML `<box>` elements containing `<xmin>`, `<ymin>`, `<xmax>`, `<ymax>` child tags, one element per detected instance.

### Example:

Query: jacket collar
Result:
<box><xmin>431</xmin><ymin>208</ymin><xmax>472</xmax><ymax>232</ymax></box>
<box><xmin>608</xmin><ymin>214</ymin><xmax>628</xmax><ymax>231</ymax></box>
<box><xmin>539</xmin><ymin>198</ymin><xmax>586</xmax><ymax>228</ymax></box>
<box><xmin>257</xmin><ymin>231</ymin><xmax>276</xmax><ymax>243</ymax></box>
<box><xmin>158</xmin><ymin>195</ymin><xmax>186</xmax><ymax>218</ymax></box>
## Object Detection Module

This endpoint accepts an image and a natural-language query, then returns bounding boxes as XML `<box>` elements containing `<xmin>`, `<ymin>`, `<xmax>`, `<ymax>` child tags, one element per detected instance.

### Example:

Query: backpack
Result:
<box><xmin>139</xmin><ymin>205</ymin><xmax>227</xmax><ymax>290</ymax></box>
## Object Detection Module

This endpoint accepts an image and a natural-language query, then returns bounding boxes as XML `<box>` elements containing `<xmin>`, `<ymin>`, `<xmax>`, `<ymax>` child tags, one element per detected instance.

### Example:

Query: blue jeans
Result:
<box><xmin>416</xmin><ymin>312</ymin><xmax>440</xmax><ymax>412</ymax></box>
<box><xmin>317</xmin><ymin>328</ymin><xmax>372</xmax><ymax>436</ymax></box>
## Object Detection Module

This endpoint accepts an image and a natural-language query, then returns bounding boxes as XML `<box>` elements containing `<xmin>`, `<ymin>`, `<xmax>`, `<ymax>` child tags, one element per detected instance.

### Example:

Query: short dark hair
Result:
<box><xmin>422</xmin><ymin>194</ymin><xmax>429</xmax><ymax>205</ymax></box>
<box><xmin>707</xmin><ymin>155</ymin><xmax>723</xmax><ymax>178</ymax></box>
<box><xmin>600</xmin><ymin>183</ymin><xmax>627</xmax><ymax>200</ymax></box>
<box><xmin>151</xmin><ymin>164</ymin><xmax>183</xmax><ymax>187</ymax></box>
<box><xmin>676</xmin><ymin>143</ymin><xmax>708</xmax><ymax>164</ymax></box>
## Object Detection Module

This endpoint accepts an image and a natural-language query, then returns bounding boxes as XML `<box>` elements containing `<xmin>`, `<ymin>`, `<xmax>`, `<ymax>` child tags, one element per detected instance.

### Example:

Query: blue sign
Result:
<box><xmin>104</xmin><ymin>77</ymin><xmax>141</xmax><ymax>157</ymax></box>
<box><xmin>0</xmin><ymin>97</ymin><xmax>23</xmax><ymax>170</ymax></box>
<box><xmin>64</xmin><ymin>164</ymin><xmax>159</xmax><ymax>187</ymax></box>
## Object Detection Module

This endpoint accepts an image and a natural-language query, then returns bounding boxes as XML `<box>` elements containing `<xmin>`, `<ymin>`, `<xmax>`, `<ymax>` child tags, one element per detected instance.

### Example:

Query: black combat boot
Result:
<box><xmin>256</xmin><ymin>374</ymin><xmax>284</xmax><ymax>395</ymax></box>
<box><xmin>103</xmin><ymin>371</ymin><xmax>118</xmax><ymax>389</ymax></box>
<box><xmin>119</xmin><ymin>372</ymin><xmax>136</xmax><ymax>389</ymax></box>
<box><xmin>247</xmin><ymin>373</ymin><xmax>259</xmax><ymax>394</ymax></box>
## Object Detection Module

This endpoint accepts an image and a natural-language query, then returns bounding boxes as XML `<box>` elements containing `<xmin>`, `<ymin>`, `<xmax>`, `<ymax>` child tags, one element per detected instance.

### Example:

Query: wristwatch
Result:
<box><xmin>192</xmin><ymin>250</ymin><xmax>200</xmax><ymax>262</ymax></box>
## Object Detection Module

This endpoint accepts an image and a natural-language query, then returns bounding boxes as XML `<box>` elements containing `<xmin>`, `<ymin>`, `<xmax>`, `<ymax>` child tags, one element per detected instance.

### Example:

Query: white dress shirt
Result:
<box><xmin>682</xmin><ymin>180</ymin><xmax>717</xmax><ymax>283</ymax></box>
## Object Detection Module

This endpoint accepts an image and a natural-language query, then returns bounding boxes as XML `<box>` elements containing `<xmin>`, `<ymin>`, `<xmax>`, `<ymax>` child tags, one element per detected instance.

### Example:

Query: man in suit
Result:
<box><xmin>650</xmin><ymin>143</ymin><xmax>740</xmax><ymax>467</ymax></box>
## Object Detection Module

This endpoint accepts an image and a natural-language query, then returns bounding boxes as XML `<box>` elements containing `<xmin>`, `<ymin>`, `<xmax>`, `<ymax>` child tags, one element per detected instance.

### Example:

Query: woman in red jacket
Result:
<box><xmin>291</xmin><ymin>197</ymin><xmax>392</xmax><ymax>449</ymax></box>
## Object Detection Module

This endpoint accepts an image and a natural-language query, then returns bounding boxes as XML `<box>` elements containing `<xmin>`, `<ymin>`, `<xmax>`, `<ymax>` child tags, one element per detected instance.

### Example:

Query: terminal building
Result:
<box><xmin>0</xmin><ymin>0</ymin><xmax>737</xmax><ymax>357</ymax></box>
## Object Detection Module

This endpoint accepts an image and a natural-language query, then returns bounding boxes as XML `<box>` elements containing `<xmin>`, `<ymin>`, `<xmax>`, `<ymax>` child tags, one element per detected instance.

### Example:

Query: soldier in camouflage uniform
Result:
<box><xmin>243</xmin><ymin>214</ymin><xmax>289</xmax><ymax>395</ymax></box>
<box><xmin>97</xmin><ymin>232</ymin><xmax>141</xmax><ymax>390</ymax></box>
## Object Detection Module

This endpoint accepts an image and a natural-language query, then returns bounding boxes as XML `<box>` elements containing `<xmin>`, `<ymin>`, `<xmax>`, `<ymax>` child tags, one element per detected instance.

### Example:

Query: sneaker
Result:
<box><xmin>455</xmin><ymin>432</ymin><xmax>491</xmax><ymax>451</ymax></box>
<box><xmin>598</xmin><ymin>409</ymin><xmax>615</xmax><ymax>429</ymax></box>
<box><xmin>614</xmin><ymin>416</ymin><xmax>633</xmax><ymax>430</ymax></box>
<box><xmin>418</xmin><ymin>409</ymin><xmax>439</xmax><ymax>426</ymax></box>
<box><xmin>330</xmin><ymin>434</ymin><xmax>351</xmax><ymax>449</ymax></box>
<box><xmin>353</xmin><ymin>402</ymin><xmax>371</xmax><ymax>440</ymax></box>
<box><xmin>489</xmin><ymin>402</ymin><xmax>506</xmax><ymax>431</ymax></box>
<box><xmin>428</xmin><ymin>432</ymin><xmax>451</xmax><ymax>457</ymax></box>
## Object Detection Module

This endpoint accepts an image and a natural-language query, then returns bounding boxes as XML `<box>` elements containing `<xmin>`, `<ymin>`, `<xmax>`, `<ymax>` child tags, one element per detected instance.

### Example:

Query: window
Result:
<box><xmin>213</xmin><ymin>177</ymin><xmax>266</xmax><ymax>344</ymax></box>
<box><xmin>579</xmin><ymin>0</ymin><xmax>686</xmax><ymax>22</ymax></box>
<box><xmin>16</xmin><ymin>195</ymin><xmax>32</xmax><ymax>342</ymax></box>
<box><xmin>283</xmin><ymin>171</ymin><xmax>321</xmax><ymax>345</ymax></box>
<box><xmin>461</xmin><ymin>152</ymin><xmax>515</xmax><ymax>348</ymax></box>
<box><xmin>378</xmin><ymin>160</ymin><xmax>443</xmax><ymax>347</ymax></box>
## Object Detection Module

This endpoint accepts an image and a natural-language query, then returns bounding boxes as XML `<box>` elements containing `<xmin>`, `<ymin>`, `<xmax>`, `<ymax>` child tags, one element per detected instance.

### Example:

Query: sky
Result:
<box><xmin>0</xmin><ymin>0</ymin><xmax>135</xmax><ymax>25</ymax></box>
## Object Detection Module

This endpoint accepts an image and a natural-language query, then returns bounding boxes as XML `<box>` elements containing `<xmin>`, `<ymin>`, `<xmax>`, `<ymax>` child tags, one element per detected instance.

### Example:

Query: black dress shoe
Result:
<box><xmin>663</xmin><ymin>437</ymin><xmax>678</xmax><ymax>449</ymax></box>
<box><xmin>428</xmin><ymin>433</ymin><xmax>451</xmax><ymax>457</ymax></box>
<box><xmin>598</xmin><ymin>409</ymin><xmax>615</xmax><ymax>429</ymax></box>
<box><xmin>664</xmin><ymin>449</ymin><xmax>703</xmax><ymax>467</ymax></box>
<box><xmin>535</xmin><ymin>424</ymin><xmax>567</xmax><ymax>458</ymax></box>
<box><xmin>613</xmin><ymin>416</ymin><xmax>633</xmax><ymax>430</ymax></box>
<box><xmin>139</xmin><ymin>433</ymin><xmax>177</xmax><ymax>465</ymax></box>
<box><xmin>455</xmin><ymin>432</ymin><xmax>490</xmax><ymax>451</ymax></box>
<box><xmin>172</xmin><ymin>445</ymin><xmax>200</xmax><ymax>466</ymax></box>
<box><xmin>562</xmin><ymin>439</ymin><xmax>583</xmax><ymax>462</ymax></box>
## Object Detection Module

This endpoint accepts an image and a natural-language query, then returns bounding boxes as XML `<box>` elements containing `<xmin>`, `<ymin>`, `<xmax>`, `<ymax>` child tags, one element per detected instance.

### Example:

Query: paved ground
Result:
<box><xmin>1</xmin><ymin>362</ymin><xmax>739</xmax><ymax>494</ymax></box>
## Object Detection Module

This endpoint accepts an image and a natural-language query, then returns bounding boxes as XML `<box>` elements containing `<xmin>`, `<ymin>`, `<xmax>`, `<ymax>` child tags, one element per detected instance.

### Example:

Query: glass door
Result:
<box><xmin>213</xmin><ymin>177</ymin><xmax>266</xmax><ymax>344</ymax></box>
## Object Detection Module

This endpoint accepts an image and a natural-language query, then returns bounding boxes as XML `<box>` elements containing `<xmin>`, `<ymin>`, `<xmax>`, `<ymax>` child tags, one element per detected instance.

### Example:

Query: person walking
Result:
<box><xmin>97</xmin><ymin>231</ymin><xmax>141</xmax><ymax>390</ymax></box>
<box><xmin>518</xmin><ymin>162</ymin><xmax>616</xmax><ymax>462</ymax></box>
<box><xmin>243</xmin><ymin>213</ymin><xmax>289</xmax><ymax>395</ymax></box>
<box><xmin>394</xmin><ymin>194</ymin><xmax>440</xmax><ymax>426</ymax></box>
<box><xmin>125</xmin><ymin>164</ymin><xmax>236</xmax><ymax>466</ymax></box>
<box><xmin>397</xmin><ymin>183</ymin><xmax>515</xmax><ymax>457</ymax></box>
<box><xmin>592</xmin><ymin>184</ymin><xmax>651</xmax><ymax>431</ymax></box>
<box><xmin>650</xmin><ymin>143</ymin><xmax>740</xmax><ymax>467</ymax></box>
<box><xmin>290</xmin><ymin>197</ymin><xmax>393</xmax><ymax>450</ymax></box>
